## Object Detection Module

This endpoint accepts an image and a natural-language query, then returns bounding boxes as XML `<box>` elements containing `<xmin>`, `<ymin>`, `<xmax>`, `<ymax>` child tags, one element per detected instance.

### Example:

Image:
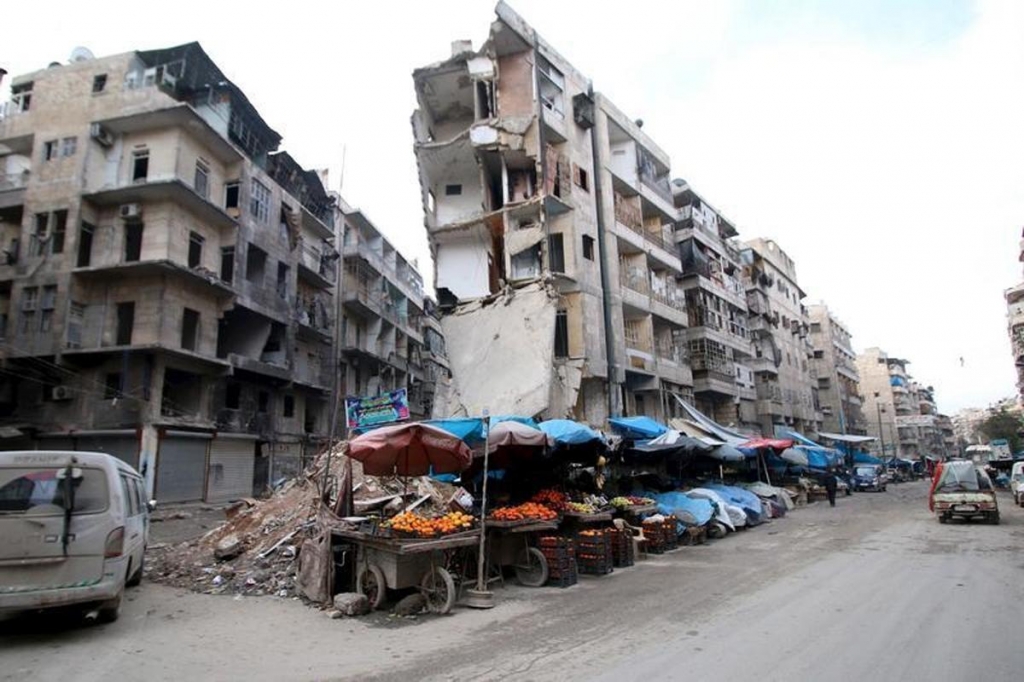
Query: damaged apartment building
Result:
<box><xmin>806</xmin><ymin>303</ymin><xmax>866</xmax><ymax>435</ymax></box>
<box><xmin>0</xmin><ymin>44</ymin><xmax>343</xmax><ymax>501</ymax></box>
<box><xmin>412</xmin><ymin>2</ymin><xmax>693</xmax><ymax>424</ymax></box>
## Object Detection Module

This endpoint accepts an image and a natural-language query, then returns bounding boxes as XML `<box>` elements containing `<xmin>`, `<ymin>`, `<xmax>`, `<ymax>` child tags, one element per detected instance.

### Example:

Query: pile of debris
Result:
<box><xmin>145</xmin><ymin>444</ymin><xmax>463</xmax><ymax>599</ymax></box>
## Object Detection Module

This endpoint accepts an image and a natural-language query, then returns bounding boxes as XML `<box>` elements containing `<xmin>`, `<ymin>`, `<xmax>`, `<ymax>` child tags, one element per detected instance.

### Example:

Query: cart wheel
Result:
<box><xmin>515</xmin><ymin>547</ymin><xmax>549</xmax><ymax>587</ymax></box>
<box><xmin>357</xmin><ymin>564</ymin><xmax>386</xmax><ymax>610</ymax></box>
<box><xmin>420</xmin><ymin>566</ymin><xmax>456</xmax><ymax>614</ymax></box>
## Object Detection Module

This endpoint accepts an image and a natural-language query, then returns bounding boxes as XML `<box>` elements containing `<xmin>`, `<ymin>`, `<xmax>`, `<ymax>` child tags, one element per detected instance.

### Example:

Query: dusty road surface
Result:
<box><xmin>3</xmin><ymin>482</ymin><xmax>1022</xmax><ymax>682</ymax></box>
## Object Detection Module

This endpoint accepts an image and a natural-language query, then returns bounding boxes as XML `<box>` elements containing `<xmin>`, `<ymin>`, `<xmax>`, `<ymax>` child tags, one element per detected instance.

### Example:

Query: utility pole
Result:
<box><xmin>874</xmin><ymin>391</ymin><xmax>886</xmax><ymax>459</ymax></box>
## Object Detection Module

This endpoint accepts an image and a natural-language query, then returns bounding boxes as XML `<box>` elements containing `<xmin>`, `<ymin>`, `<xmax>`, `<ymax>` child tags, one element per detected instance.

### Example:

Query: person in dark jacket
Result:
<box><xmin>822</xmin><ymin>469</ymin><xmax>838</xmax><ymax>507</ymax></box>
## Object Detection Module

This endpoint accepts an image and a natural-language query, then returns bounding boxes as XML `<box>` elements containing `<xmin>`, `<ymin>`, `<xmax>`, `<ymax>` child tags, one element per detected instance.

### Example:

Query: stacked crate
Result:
<box><xmin>609</xmin><ymin>527</ymin><xmax>635</xmax><ymax>567</ymax></box>
<box><xmin>538</xmin><ymin>536</ymin><xmax>577</xmax><ymax>588</ymax></box>
<box><xmin>662</xmin><ymin>516</ymin><xmax>679</xmax><ymax>551</ymax></box>
<box><xmin>642</xmin><ymin>518</ymin><xmax>666</xmax><ymax>554</ymax></box>
<box><xmin>575</xmin><ymin>529</ymin><xmax>613</xmax><ymax>575</ymax></box>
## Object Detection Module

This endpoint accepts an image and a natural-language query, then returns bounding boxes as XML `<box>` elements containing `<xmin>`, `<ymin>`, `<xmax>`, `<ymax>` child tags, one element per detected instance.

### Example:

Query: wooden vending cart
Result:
<box><xmin>485</xmin><ymin>518</ymin><xmax>560</xmax><ymax>587</ymax></box>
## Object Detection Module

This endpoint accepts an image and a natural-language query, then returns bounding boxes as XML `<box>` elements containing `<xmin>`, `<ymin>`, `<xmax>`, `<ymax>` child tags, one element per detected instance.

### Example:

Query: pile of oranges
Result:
<box><xmin>530</xmin><ymin>489</ymin><xmax>569</xmax><ymax>511</ymax></box>
<box><xmin>385</xmin><ymin>510</ymin><xmax>476</xmax><ymax>538</ymax></box>
<box><xmin>490</xmin><ymin>502</ymin><xmax>558</xmax><ymax>522</ymax></box>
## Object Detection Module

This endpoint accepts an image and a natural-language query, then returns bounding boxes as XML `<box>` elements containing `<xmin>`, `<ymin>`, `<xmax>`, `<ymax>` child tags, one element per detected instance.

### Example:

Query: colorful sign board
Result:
<box><xmin>345</xmin><ymin>389</ymin><xmax>410</xmax><ymax>430</ymax></box>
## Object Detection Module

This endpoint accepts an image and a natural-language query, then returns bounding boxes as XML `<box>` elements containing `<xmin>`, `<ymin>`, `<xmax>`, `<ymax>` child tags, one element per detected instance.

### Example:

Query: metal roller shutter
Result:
<box><xmin>206</xmin><ymin>435</ymin><xmax>256</xmax><ymax>503</ymax></box>
<box><xmin>75</xmin><ymin>433</ymin><xmax>140</xmax><ymax>469</ymax></box>
<box><xmin>156</xmin><ymin>433</ymin><xmax>210</xmax><ymax>503</ymax></box>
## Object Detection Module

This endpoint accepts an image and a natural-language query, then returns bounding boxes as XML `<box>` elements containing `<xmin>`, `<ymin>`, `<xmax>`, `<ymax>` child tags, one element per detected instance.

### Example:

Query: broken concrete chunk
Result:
<box><xmin>333</xmin><ymin>592</ymin><xmax>370</xmax><ymax>617</ymax></box>
<box><xmin>393</xmin><ymin>593</ymin><xmax>427</xmax><ymax>617</ymax></box>
<box><xmin>213</xmin><ymin>534</ymin><xmax>243</xmax><ymax>561</ymax></box>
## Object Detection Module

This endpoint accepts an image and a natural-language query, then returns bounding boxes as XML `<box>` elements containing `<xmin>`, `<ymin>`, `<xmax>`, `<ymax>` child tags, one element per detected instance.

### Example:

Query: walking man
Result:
<box><xmin>823</xmin><ymin>469</ymin><xmax>838</xmax><ymax>507</ymax></box>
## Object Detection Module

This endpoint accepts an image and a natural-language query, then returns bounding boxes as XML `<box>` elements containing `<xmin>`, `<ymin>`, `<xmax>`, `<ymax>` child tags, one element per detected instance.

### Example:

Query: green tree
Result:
<box><xmin>977</xmin><ymin>409</ymin><xmax>1024</xmax><ymax>453</ymax></box>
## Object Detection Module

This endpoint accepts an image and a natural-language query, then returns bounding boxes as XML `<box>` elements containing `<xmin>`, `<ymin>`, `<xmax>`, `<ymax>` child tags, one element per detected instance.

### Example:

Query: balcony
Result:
<box><xmin>73</xmin><ymin>260</ymin><xmax>235</xmax><ymax>298</ymax></box>
<box><xmin>297</xmin><ymin>242</ymin><xmax>337</xmax><ymax>289</ymax></box>
<box><xmin>295</xmin><ymin>293</ymin><xmax>334</xmax><ymax>345</ymax></box>
<box><xmin>228</xmin><ymin>352</ymin><xmax>292</xmax><ymax>383</ymax></box>
<box><xmin>82</xmin><ymin>178</ymin><xmax>237</xmax><ymax>231</ymax></box>
<box><xmin>0</xmin><ymin>170</ymin><xmax>29</xmax><ymax>209</ymax></box>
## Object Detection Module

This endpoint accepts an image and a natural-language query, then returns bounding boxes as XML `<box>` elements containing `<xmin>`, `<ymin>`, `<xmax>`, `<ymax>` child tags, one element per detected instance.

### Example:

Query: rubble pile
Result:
<box><xmin>146</xmin><ymin>444</ymin><xmax>462</xmax><ymax>599</ymax></box>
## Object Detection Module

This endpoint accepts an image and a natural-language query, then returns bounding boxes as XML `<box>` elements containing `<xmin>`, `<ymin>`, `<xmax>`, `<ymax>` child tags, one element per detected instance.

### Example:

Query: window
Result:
<box><xmin>77</xmin><ymin>222</ymin><xmax>94</xmax><ymax>267</ymax></box>
<box><xmin>554</xmin><ymin>310</ymin><xmax>569</xmax><ymax>358</ymax></box>
<box><xmin>124</xmin><ymin>223</ymin><xmax>143</xmax><ymax>262</ymax></box>
<box><xmin>225</xmin><ymin>182</ymin><xmax>240</xmax><ymax>210</ymax></box>
<box><xmin>246</xmin><ymin>244</ymin><xmax>267</xmax><ymax>283</ymax></box>
<box><xmin>104</xmin><ymin>373</ymin><xmax>122</xmax><ymax>399</ymax></box>
<box><xmin>250</xmin><ymin>179</ymin><xmax>270</xmax><ymax>223</ymax></box>
<box><xmin>582</xmin><ymin>235</ymin><xmax>595</xmax><ymax>261</ymax></box>
<box><xmin>19</xmin><ymin>287</ymin><xmax>37</xmax><ymax>335</ymax></box>
<box><xmin>283</xmin><ymin>395</ymin><xmax>295</xmax><ymax>418</ymax></box>
<box><xmin>225</xmin><ymin>382</ymin><xmax>241</xmax><ymax>409</ymax></box>
<box><xmin>220</xmin><ymin>246</ymin><xmax>235</xmax><ymax>283</ymax></box>
<box><xmin>51</xmin><ymin>210</ymin><xmax>67</xmax><ymax>254</ymax></box>
<box><xmin>181</xmin><ymin>308</ymin><xmax>199</xmax><ymax>351</ymax></box>
<box><xmin>43</xmin><ymin>140</ymin><xmax>58</xmax><ymax>161</ymax></box>
<box><xmin>276</xmin><ymin>262</ymin><xmax>289</xmax><ymax>298</ymax></box>
<box><xmin>39</xmin><ymin>286</ymin><xmax>56</xmax><ymax>333</ymax></box>
<box><xmin>574</xmin><ymin>165</ymin><xmax>589</xmax><ymax>192</ymax></box>
<box><xmin>116</xmin><ymin>302</ymin><xmax>135</xmax><ymax>345</ymax></box>
<box><xmin>445</xmin><ymin>184</ymin><xmax>462</xmax><ymax>196</ymax></box>
<box><xmin>188</xmin><ymin>231</ymin><xmax>204</xmax><ymax>268</ymax></box>
<box><xmin>132</xmin><ymin>150</ymin><xmax>149</xmax><ymax>182</ymax></box>
<box><xmin>194</xmin><ymin>160</ymin><xmax>209</xmax><ymax>199</ymax></box>
<box><xmin>21</xmin><ymin>287</ymin><xmax>38</xmax><ymax>311</ymax></box>
<box><xmin>11</xmin><ymin>82</ymin><xmax>32</xmax><ymax>112</ymax></box>
<box><xmin>60</xmin><ymin>137</ymin><xmax>77</xmax><ymax>158</ymax></box>
<box><xmin>547</xmin><ymin>233</ymin><xmax>565</xmax><ymax>273</ymax></box>
<box><xmin>813</xmin><ymin>350</ymin><xmax>824</xmax><ymax>359</ymax></box>
<box><xmin>257</xmin><ymin>391</ymin><xmax>269</xmax><ymax>414</ymax></box>
<box><xmin>92</xmin><ymin>74</ymin><xmax>107</xmax><ymax>94</ymax></box>
<box><xmin>32</xmin><ymin>213</ymin><xmax>48</xmax><ymax>256</ymax></box>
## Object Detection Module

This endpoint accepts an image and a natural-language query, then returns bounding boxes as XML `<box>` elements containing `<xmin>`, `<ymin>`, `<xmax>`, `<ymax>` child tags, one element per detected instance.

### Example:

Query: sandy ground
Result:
<box><xmin>2</xmin><ymin>482</ymin><xmax>1022</xmax><ymax>682</ymax></box>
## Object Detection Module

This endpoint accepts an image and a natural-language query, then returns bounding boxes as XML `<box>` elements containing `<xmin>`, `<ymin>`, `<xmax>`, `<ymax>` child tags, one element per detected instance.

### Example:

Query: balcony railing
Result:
<box><xmin>655</xmin><ymin>339</ymin><xmax>688</xmax><ymax>365</ymax></box>
<box><xmin>300</xmin><ymin>242</ymin><xmax>338</xmax><ymax>284</ymax></box>
<box><xmin>619</xmin><ymin>267</ymin><xmax>650</xmax><ymax>295</ymax></box>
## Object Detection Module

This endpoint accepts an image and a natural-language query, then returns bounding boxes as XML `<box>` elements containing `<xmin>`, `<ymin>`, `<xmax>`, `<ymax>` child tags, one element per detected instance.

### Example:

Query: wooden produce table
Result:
<box><xmin>616</xmin><ymin>504</ymin><xmax>658</xmax><ymax>523</ymax></box>
<box><xmin>560</xmin><ymin>510</ymin><xmax>613</xmax><ymax>525</ymax></box>
<box><xmin>484</xmin><ymin>518</ymin><xmax>560</xmax><ymax>588</ymax></box>
<box><xmin>332</xmin><ymin>528</ymin><xmax>481</xmax><ymax>614</ymax></box>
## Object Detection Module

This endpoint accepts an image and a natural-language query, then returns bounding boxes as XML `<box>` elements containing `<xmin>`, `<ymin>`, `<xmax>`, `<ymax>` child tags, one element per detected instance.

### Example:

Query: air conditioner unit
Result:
<box><xmin>51</xmin><ymin>385</ymin><xmax>73</xmax><ymax>401</ymax></box>
<box><xmin>90</xmin><ymin>123</ymin><xmax>114</xmax><ymax>147</ymax></box>
<box><xmin>120</xmin><ymin>203</ymin><xmax>142</xmax><ymax>220</ymax></box>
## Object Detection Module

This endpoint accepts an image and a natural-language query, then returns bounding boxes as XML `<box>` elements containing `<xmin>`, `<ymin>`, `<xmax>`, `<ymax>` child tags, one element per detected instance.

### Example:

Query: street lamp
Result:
<box><xmin>874</xmin><ymin>391</ymin><xmax>887</xmax><ymax>460</ymax></box>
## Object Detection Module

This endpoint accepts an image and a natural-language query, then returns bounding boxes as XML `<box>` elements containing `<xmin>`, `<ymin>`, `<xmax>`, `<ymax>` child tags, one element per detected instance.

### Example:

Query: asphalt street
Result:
<box><xmin>2</xmin><ymin>482</ymin><xmax>1022</xmax><ymax>682</ymax></box>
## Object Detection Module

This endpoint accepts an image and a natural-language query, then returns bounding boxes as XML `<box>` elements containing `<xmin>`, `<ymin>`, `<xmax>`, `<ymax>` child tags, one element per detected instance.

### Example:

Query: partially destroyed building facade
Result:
<box><xmin>807</xmin><ymin>303</ymin><xmax>866</xmax><ymax>435</ymax></box>
<box><xmin>412</xmin><ymin>3</ymin><xmax>694</xmax><ymax>424</ymax></box>
<box><xmin>0</xmin><ymin>44</ymin><xmax>343</xmax><ymax>500</ymax></box>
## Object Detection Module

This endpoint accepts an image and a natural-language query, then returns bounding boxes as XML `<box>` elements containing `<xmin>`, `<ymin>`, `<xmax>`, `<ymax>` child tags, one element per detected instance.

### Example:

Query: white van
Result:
<box><xmin>0</xmin><ymin>451</ymin><xmax>152</xmax><ymax>622</ymax></box>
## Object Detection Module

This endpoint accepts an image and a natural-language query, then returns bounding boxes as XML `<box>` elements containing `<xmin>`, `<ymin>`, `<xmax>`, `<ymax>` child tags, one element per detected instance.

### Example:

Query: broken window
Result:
<box><xmin>188</xmin><ymin>231</ymin><xmax>205</xmax><ymax>268</ymax></box>
<box><xmin>278</xmin><ymin>206</ymin><xmax>290</xmax><ymax>242</ymax></box>
<box><xmin>225</xmin><ymin>181</ymin><xmax>240</xmax><ymax>210</ymax></box>
<box><xmin>276</xmin><ymin>262</ymin><xmax>289</xmax><ymax>298</ymax></box>
<box><xmin>554</xmin><ymin>310</ymin><xmax>569</xmax><ymax>358</ymax></box>
<box><xmin>77</xmin><ymin>222</ymin><xmax>94</xmax><ymax>267</ymax></box>
<box><xmin>445</xmin><ymin>184</ymin><xmax>462</xmax><ymax>196</ymax></box>
<box><xmin>246</xmin><ymin>244</ymin><xmax>267</xmax><ymax>284</ymax></box>
<box><xmin>511</xmin><ymin>244</ymin><xmax>541</xmax><ymax>280</ymax></box>
<box><xmin>582</xmin><ymin>235</ymin><xmax>595</xmax><ymax>261</ymax></box>
<box><xmin>31</xmin><ymin>213</ymin><xmax>48</xmax><ymax>256</ymax></box>
<box><xmin>92</xmin><ymin>74</ymin><xmax>107</xmax><ymax>93</ymax></box>
<box><xmin>124</xmin><ymin>222</ymin><xmax>143</xmax><ymax>262</ymax></box>
<box><xmin>181</xmin><ymin>308</ymin><xmax>200</xmax><ymax>351</ymax></box>
<box><xmin>475</xmin><ymin>80</ymin><xmax>495</xmax><ymax>120</ymax></box>
<box><xmin>104</xmin><ymin>373</ymin><xmax>122</xmax><ymax>400</ymax></box>
<box><xmin>257</xmin><ymin>390</ymin><xmax>269</xmax><ymax>414</ymax></box>
<box><xmin>43</xmin><ymin>140</ymin><xmax>58</xmax><ymax>161</ymax></box>
<box><xmin>11</xmin><ymin>82</ymin><xmax>32</xmax><ymax>112</ymax></box>
<box><xmin>194</xmin><ymin>159</ymin><xmax>209</xmax><ymax>199</ymax></box>
<box><xmin>574</xmin><ymin>165</ymin><xmax>589</xmax><ymax>192</ymax></box>
<box><xmin>225</xmin><ymin>382</ymin><xmax>241</xmax><ymax>409</ymax></box>
<box><xmin>283</xmin><ymin>395</ymin><xmax>295</xmax><ymax>418</ymax></box>
<box><xmin>547</xmin><ymin>233</ymin><xmax>565</xmax><ymax>273</ymax></box>
<box><xmin>60</xmin><ymin>137</ymin><xmax>77</xmax><ymax>158</ymax></box>
<box><xmin>132</xmin><ymin>150</ymin><xmax>149</xmax><ymax>182</ymax></box>
<box><xmin>220</xmin><ymin>246</ymin><xmax>235</xmax><ymax>283</ymax></box>
<box><xmin>250</xmin><ymin>179</ymin><xmax>270</xmax><ymax>223</ymax></box>
<box><xmin>115</xmin><ymin>301</ymin><xmax>135</xmax><ymax>345</ymax></box>
<box><xmin>537</xmin><ymin>56</ymin><xmax>565</xmax><ymax>118</ymax></box>
<box><xmin>51</xmin><ymin>210</ymin><xmax>67</xmax><ymax>254</ymax></box>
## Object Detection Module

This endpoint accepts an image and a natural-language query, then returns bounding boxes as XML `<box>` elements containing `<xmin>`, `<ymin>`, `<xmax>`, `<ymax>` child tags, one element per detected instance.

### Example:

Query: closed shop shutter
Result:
<box><xmin>156</xmin><ymin>433</ymin><xmax>210</xmax><ymax>503</ymax></box>
<box><xmin>75</xmin><ymin>433</ymin><xmax>140</xmax><ymax>469</ymax></box>
<box><xmin>270</xmin><ymin>441</ymin><xmax>303</xmax><ymax>483</ymax></box>
<box><xmin>206</xmin><ymin>435</ymin><xmax>256</xmax><ymax>503</ymax></box>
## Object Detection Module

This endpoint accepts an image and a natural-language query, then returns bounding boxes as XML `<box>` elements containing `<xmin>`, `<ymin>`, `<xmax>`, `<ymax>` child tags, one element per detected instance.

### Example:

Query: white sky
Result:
<box><xmin>5</xmin><ymin>0</ymin><xmax>1023</xmax><ymax>414</ymax></box>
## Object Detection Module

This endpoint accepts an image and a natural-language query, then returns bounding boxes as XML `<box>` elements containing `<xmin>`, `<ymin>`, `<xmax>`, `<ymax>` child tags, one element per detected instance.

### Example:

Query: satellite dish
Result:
<box><xmin>69</xmin><ymin>47</ymin><xmax>95</xmax><ymax>63</ymax></box>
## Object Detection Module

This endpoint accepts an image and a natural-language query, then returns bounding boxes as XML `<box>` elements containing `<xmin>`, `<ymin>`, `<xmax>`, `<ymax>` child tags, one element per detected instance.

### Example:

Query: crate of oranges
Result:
<box><xmin>489</xmin><ymin>502</ymin><xmax>558</xmax><ymax>526</ymax></box>
<box><xmin>384</xmin><ymin>510</ymin><xmax>477</xmax><ymax>539</ymax></box>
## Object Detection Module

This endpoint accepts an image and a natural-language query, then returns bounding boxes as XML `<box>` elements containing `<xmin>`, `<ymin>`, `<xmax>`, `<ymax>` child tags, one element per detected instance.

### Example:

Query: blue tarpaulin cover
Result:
<box><xmin>705</xmin><ymin>484</ymin><xmax>764</xmax><ymax>524</ymax></box>
<box><xmin>653</xmin><ymin>492</ymin><xmax>714</xmax><ymax>526</ymax></box>
<box><xmin>609</xmin><ymin>416</ymin><xmax>668</xmax><ymax>440</ymax></box>
<box><xmin>854</xmin><ymin>452</ymin><xmax>884</xmax><ymax>465</ymax></box>
<box><xmin>539</xmin><ymin>419</ymin><xmax>605</xmax><ymax>446</ymax></box>
<box><xmin>424</xmin><ymin>418</ymin><xmax>485</xmax><ymax>445</ymax></box>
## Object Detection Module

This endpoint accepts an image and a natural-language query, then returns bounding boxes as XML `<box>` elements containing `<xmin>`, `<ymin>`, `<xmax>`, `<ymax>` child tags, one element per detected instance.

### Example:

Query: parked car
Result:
<box><xmin>930</xmin><ymin>460</ymin><xmax>999</xmax><ymax>525</ymax></box>
<box><xmin>0</xmin><ymin>451</ymin><xmax>153</xmax><ymax>622</ymax></box>
<box><xmin>852</xmin><ymin>464</ymin><xmax>887</xmax><ymax>492</ymax></box>
<box><xmin>1010</xmin><ymin>461</ymin><xmax>1024</xmax><ymax>507</ymax></box>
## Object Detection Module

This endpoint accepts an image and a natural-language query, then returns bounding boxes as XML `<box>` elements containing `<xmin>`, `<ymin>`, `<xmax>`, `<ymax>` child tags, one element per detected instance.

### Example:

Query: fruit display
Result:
<box><xmin>530</xmin><ymin>489</ymin><xmax>569</xmax><ymax>511</ymax></box>
<box><xmin>490</xmin><ymin>502</ymin><xmax>558</xmax><ymax>522</ymax></box>
<box><xmin>610</xmin><ymin>496</ymin><xmax>656</xmax><ymax>509</ymax></box>
<box><xmin>565</xmin><ymin>501</ymin><xmax>597</xmax><ymax>514</ymax></box>
<box><xmin>384</xmin><ymin>510</ymin><xmax>476</xmax><ymax>538</ymax></box>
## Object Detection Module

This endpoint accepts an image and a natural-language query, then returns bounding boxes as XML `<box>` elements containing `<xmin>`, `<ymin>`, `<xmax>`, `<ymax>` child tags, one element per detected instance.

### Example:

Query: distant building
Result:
<box><xmin>807</xmin><ymin>303</ymin><xmax>865</xmax><ymax>434</ymax></box>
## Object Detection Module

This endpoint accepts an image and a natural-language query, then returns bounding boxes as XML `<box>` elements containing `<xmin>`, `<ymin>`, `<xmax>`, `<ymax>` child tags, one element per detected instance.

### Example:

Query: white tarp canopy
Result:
<box><xmin>818</xmin><ymin>432</ymin><xmax>877</xmax><ymax>444</ymax></box>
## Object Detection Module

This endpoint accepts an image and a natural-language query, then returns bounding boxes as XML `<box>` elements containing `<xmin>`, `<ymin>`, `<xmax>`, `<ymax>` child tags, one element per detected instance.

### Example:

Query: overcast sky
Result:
<box><xmin>5</xmin><ymin>0</ymin><xmax>1022</xmax><ymax>414</ymax></box>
